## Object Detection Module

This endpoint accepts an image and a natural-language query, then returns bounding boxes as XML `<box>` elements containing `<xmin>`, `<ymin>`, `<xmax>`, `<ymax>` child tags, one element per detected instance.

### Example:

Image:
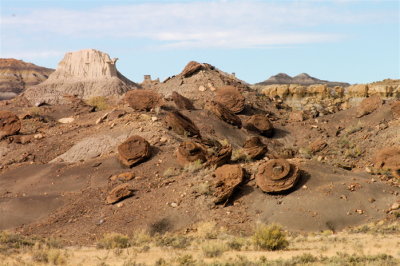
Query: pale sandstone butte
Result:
<box><xmin>23</xmin><ymin>49</ymin><xmax>139</xmax><ymax>104</ymax></box>
<box><xmin>0</xmin><ymin>59</ymin><xmax>54</xmax><ymax>100</ymax></box>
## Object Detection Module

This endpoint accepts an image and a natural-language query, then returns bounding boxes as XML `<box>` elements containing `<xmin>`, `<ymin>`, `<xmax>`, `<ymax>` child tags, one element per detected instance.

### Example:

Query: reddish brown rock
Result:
<box><xmin>124</xmin><ymin>89</ymin><xmax>161</xmax><ymax>111</ymax></box>
<box><xmin>63</xmin><ymin>94</ymin><xmax>95</xmax><ymax>114</ymax></box>
<box><xmin>0</xmin><ymin>111</ymin><xmax>21</xmax><ymax>139</ymax></box>
<box><xmin>215</xmin><ymin>86</ymin><xmax>245</xmax><ymax>113</ymax></box>
<box><xmin>356</xmin><ymin>95</ymin><xmax>383</xmax><ymax>118</ymax></box>
<box><xmin>165</xmin><ymin>111</ymin><xmax>201</xmax><ymax>138</ymax></box>
<box><xmin>243</xmin><ymin>136</ymin><xmax>267</xmax><ymax>160</ymax></box>
<box><xmin>213</xmin><ymin>164</ymin><xmax>244</xmax><ymax>204</ymax></box>
<box><xmin>205</xmin><ymin>101</ymin><xmax>242</xmax><ymax>128</ymax></box>
<box><xmin>181</xmin><ymin>61</ymin><xmax>205</xmax><ymax>78</ymax></box>
<box><xmin>256</xmin><ymin>159</ymin><xmax>300</xmax><ymax>193</ymax></box>
<box><xmin>118</xmin><ymin>136</ymin><xmax>151</xmax><ymax>167</ymax></box>
<box><xmin>106</xmin><ymin>183</ymin><xmax>135</xmax><ymax>204</ymax></box>
<box><xmin>309</xmin><ymin>138</ymin><xmax>327</xmax><ymax>153</ymax></box>
<box><xmin>171</xmin><ymin>91</ymin><xmax>194</xmax><ymax>110</ymax></box>
<box><xmin>244</xmin><ymin>114</ymin><xmax>274</xmax><ymax>137</ymax></box>
<box><xmin>391</xmin><ymin>101</ymin><xmax>400</xmax><ymax>119</ymax></box>
<box><xmin>374</xmin><ymin>147</ymin><xmax>400</xmax><ymax>178</ymax></box>
<box><xmin>110</xmin><ymin>172</ymin><xmax>135</xmax><ymax>181</ymax></box>
<box><xmin>176</xmin><ymin>141</ymin><xmax>207</xmax><ymax>166</ymax></box>
<box><xmin>206</xmin><ymin>144</ymin><xmax>233</xmax><ymax>167</ymax></box>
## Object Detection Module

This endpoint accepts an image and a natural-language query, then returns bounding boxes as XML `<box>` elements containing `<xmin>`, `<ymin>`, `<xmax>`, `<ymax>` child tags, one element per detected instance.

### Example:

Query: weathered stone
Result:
<box><xmin>244</xmin><ymin>114</ymin><xmax>274</xmax><ymax>137</ymax></box>
<box><xmin>165</xmin><ymin>111</ymin><xmax>201</xmax><ymax>138</ymax></box>
<box><xmin>171</xmin><ymin>91</ymin><xmax>194</xmax><ymax>110</ymax></box>
<box><xmin>110</xmin><ymin>172</ymin><xmax>135</xmax><ymax>181</ymax></box>
<box><xmin>63</xmin><ymin>94</ymin><xmax>95</xmax><ymax>114</ymax></box>
<box><xmin>243</xmin><ymin>136</ymin><xmax>267</xmax><ymax>160</ymax></box>
<box><xmin>204</xmin><ymin>101</ymin><xmax>242</xmax><ymax>128</ymax></box>
<box><xmin>181</xmin><ymin>61</ymin><xmax>205</xmax><ymax>78</ymax></box>
<box><xmin>356</xmin><ymin>95</ymin><xmax>383</xmax><ymax>118</ymax></box>
<box><xmin>176</xmin><ymin>141</ymin><xmax>207</xmax><ymax>166</ymax></box>
<box><xmin>106</xmin><ymin>183</ymin><xmax>135</xmax><ymax>204</ymax></box>
<box><xmin>309</xmin><ymin>138</ymin><xmax>327</xmax><ymax>153</ymax></box>
<box><xmin>256</xmin><ymin>159</ymin><xmax>301</xmax><ymax>193</ymax></box>
<box><xmin>124</xmin><ymin>89</ymin><xmax>161</xmax><ymax>111</ymax></box>
<box><xmin>213</xmin><ymin>164</ymin><xmax>244</xmax><ymax>204</ymax></box>
<box><xmin>215</xmin><ymin>86</ymin><xmax>245</xmax><ymax>113</ymax></box>
<box><xmin>0</xmin><ymin>111</ymin><xmax>21</xmax><ymax>139</ymax></box>
<box><xmin>118</xmin><ymin>135</ymin><xmax>151</xmax><ymax>167</ymax></box>
<box><xmin>58</xmin><ymin>117</ymin><xmax>74</xmax><ymax>124</ymax></box>
<box><xmin>347</xmin><ymin>84</ymin><xmax>369</xmax><ymax>97</ymax></box>
<box><xmin>390</xmin><ymin>101</ymin><xmax>400</xmax><ymax>119</ymax></box>
<box><xmin>374</xmin><ymin>147</ymin><xmax>400</xmax><ymax>178</ymax></box>
<box><xmin>206</xmin><ymin>144</ymin><xmax>233</xmax><ymax>167</ymax></box>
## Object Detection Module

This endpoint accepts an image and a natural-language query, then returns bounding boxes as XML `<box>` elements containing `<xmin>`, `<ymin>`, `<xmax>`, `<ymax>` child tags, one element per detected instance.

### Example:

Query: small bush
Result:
<box><xmin>155</xmin><ymin>234</ymin><xmax>192</xmax><ymax>249</ymax></box>
<box><xmin>193</xmin><ymin>182</ymin><xmax>212</xmax><ymax>196</ymax></box>
<box><xmin>252</xmin><ymin>224</ymin><xmax>289</xmax><ymax>251</ymax></box>
<box><xmin>183</xmin><ymin>160</ymin><xmax>203</xmax><ymax>173</ymax></box>
<box><xmin>231</xmin><ymin>149</ymin><xmax>252</xmax><ymax>162</ymax></box>
<box><xmin>201</xmin><ymin>241</ymin><xmax>225</xmax><ymax>258</ymax></box>
<box><xmin>0</xmin><ymin>231</ymin><xmax>35</xmax><ymax>250</ymax></box>
<box><xmin>32</xmin><ymin>250</ymin><xmax>49</xmax><ymax>263</ymax></box>
<box><xmin>86</xmin><ymin>96</ymin><xmax>109</xmax><ymax>111</ymax></box>
<box><xmin>97</xmin><ymin>233</ymin><xmax>130</xmax><ymax>249</ymax></box>
<box><xmin>163</xmin><ymin>167</ymin><xmax>182</xmax><ymax>178</ymax></box>
<box><xmin>48</xmin><ymin>249</ymin><xmax>67</xmax><ymax>265</ymax></box>
<box><xmin>176</xmin><ymin>254</ymin><xmax>197</xmax><ymax>266</ymax></box>
<box><xmin>226</xmin><ymin>237</ymin><xmax>245</xmax><ymax>251</ymax></box>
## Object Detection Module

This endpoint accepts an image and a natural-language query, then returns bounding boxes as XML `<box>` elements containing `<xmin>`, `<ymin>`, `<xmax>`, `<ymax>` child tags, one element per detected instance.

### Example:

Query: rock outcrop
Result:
<box><xmin>244</xmin><ymin>114</ymin><xmax>274</xmax><ymax>137</ymax></box>
<box><xmin>374</xmin><ymin>147</ymin><xmax>400</xmax><ymax>178</ymax></box>
<box><xmin>118</xmin><ymin>136</ymin><xmax>151</xmax><ymax>167</ymax></box>
<box><xmin>176</xmin><ymin>141</ymin><xmax>207</xmax><ymax>166</ymax></box>
<box><xmin>24</xmin><ymin>49</ymin><xmax>139</xmax><ymax>104</ymax></box>
<box><xmin>0</xmin><ymin>59</ymin><xmax>53</xmax><ymax>100</ymax></box>
<box><xmin>165</xmin><ymin>111</ymin><xmax>201</xmax><ymax>138</ymax></box>
<box><xmin>215</xmin><ymin>86</ymin><xmax>245</xmax><ymax>113</ymax></box>
<box><xmin>256</xmin><ymin>72</ymin><xmax>349</xmax><ymax>87</ymax></box>
<box><xmin>204</xmin><ymin>101</ymin><xmax>242</xmax><ymax>128</ymax></box>
<box><xmin>356</xmin><ymin>95</ymin><xmax>383</xmax><ymax>118</ymax></box>
<box><xmin>171</xmin><ymin>91</ymin><xmax>195</xmax><ymax>110</ymax></box>
<box><xmin>242</xmin><ymin>136</ymin><xmax>267</xmax><ymax>160</ymax></box>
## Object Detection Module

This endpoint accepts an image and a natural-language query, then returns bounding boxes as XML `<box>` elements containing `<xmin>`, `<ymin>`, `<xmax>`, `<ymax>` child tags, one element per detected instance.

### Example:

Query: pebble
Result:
<box><xmin>198</xmin><ymin>85</ymin><xmax>206</xmax><ymax>92</ymax></box>
<box><xmin>58</xmin><ymin>117</ymin><xmax>74</xmax><ymax>124</ymax></box>
<box><xmin>151</xmin><ymin>116</ymin><xmax>158</xmax><ymax>122</ymax></box>
<box><xmin>170</xmin><ymin>202</ymin><xmax>178</xmax><ymax>208</ymax></box>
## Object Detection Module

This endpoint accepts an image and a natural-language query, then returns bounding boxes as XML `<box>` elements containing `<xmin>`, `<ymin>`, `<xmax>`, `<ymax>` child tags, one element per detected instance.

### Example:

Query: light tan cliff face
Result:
<box><xmin>0</xmin><ymin>59</ymin><xmax>54</xmax><ymax>100</ymax></box>
<box><xmin>23</xmin><ymin>49</ymin><xmax>139</xmax><ymax>104</ymax></box>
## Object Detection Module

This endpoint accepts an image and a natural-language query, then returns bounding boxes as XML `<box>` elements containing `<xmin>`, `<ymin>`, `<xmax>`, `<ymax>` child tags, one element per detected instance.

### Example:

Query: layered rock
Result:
<box><xmin>0</xmin><ymin>111</ymin><xmax>21</xmax><ymax>139</ymax></box>
<box><xmin>118</xmin><ymin>136</ymin><xmax>151</xmax><ymax>167</ymax></box>
<box><xmin>0</xmin><ymin>59</ymin><xmax>53</xmax><ymax>100</ymax></box>
<box><xmin>124</xmin><ymin>89</ymin><xmax>162</xmax><ymax>111</ymax></box>
<box><xmin>213</xmin><ymin>164</ymin><xmax>244</xmax><ymax>204</ymax></box>
<box><xmin>256</xmin><ymin>72</ymin><xmax>349</xmax><ymax>87</ymax></box>
<box><xmin>24</xmin><ymin>49</ymin><xmax>139</xmax><ymax>104</ymax></box>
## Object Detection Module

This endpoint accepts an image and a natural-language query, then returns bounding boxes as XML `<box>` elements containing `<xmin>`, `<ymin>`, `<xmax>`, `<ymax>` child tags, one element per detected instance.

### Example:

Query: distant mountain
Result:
<box><xmin>256</xmin><ymin>73</ymin><xmax>350</xmax><ymax>87</ymax></box>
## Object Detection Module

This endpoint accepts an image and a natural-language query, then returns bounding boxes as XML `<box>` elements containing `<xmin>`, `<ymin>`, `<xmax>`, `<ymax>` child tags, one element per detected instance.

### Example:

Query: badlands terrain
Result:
<box><xmin>0</xmin><ymin>49</ymin><xmax>399</xmax><ymax>265</ymax></box>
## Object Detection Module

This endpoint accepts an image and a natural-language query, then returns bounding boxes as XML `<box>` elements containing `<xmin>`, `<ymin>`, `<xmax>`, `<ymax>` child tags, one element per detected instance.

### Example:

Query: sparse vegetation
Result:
<box><xmin>163</xmin><ymin>167</ymin><xmax>182</xmax><ymax>177</ymax></box>
<box><xmin>201</xmin><ymin>241</ymin><xmax>226</xmax><ymax>257</ymax></box>
<box><xmin>231</xmin><ymin>148</ymin><xmax>252</xmax><ymax>162</ymax></box>
<box><xmin>86</xmin><ymin>96</ymin><xmax>109</xmax><ymax>111</ymax></box>
<box><xmin>252</xmin><ymin>224</ymin><xmax>289</xmax><ymax>251</ymax></box>
<box><xmin>97</xmin><ymin>233</ymin><xmax>130</xmax><ymax>249</ymax></box>
<box><xmin>183</xmin><ymin>159</ymin><xmax>203</xmax><ymax>173</ymax></box>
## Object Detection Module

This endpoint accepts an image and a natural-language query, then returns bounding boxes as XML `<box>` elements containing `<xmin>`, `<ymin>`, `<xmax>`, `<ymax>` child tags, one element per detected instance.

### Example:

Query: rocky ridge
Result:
<box><xmin>256</xmin><ymin>72</ymin><xmax>350</xmax><ymax>87</ymax></box>
<box><xmin>0</xmin><ymin>59</ymin><xmax>54</xmax><ymax>100</ymax></box>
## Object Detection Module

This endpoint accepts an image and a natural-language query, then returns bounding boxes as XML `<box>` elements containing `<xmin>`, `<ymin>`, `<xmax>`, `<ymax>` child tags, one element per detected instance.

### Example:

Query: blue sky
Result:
<box><xmin>0</xmin><ymin>0</ymin><xmax>399</xmax><ymax>84</ymax></box>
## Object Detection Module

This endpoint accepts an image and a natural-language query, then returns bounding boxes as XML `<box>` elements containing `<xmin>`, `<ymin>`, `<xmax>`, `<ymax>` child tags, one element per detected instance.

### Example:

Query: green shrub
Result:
<box><xmin>252</xmin><ymin>224</ymin><xmax>289</xmax><ymax>251</ymax></box>
<box><xmin>86</xmin><ymin>96</ymin><xmax>109</xmax><ymax>111</ymax></box>
<box><xmin>96</xmin><ymin>233</ymin><xmax>130</xmax><ymax>249</ymax></box>
<box><xmin>155</xmin><ymin>234</ymin><xmax>192</xmax><ymax>249</ymax></box>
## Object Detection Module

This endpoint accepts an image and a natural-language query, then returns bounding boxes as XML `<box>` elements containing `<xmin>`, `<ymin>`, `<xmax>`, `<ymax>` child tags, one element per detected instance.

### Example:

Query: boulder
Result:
<box><xmin>124</xmin><ymin>89</ymin><xmax>161</xmax><ymax>111</ymax></box>
<box><xmin>106</xmin><ymin>183</ymin><xmax>135</xmax><ymax>204</ymax></box>
<box><xmin>356</xmin><ymin>95</ymin><xmax>383</xmax><ymax>118</ymax></box>
<box><xmin>243</xmin><ymin>136</ymin><xmax>267</xmax><ymax>160</ymax></box>
<box><xmin>181</xmin><ymin>61</ymin><xmax>205</xmax><ymax>78</ymax></box>
<box><xmin>63</xmin><ymin>94</ymin><xmax>95</xmax><ymax>114</ymax></box>
<box><xmin>118</xmin><ymin>135</ymin><xmax>151</xmax><ymax>167</ymax></box>
<box><xmin>244</xmin><ymin>114</ymin><xmax>274</xmax><ymax>137</ymax></box>
<box><xmin>206</xmin><ymin>144</ymin><xmax>233</xmax><ymax>167</ymax></box>
<box><xmin>176</xmin><ymin>141</ymin><xmax>207</xmax><ymax>166</ymax></box>
<box><xmin>204</xmin><ymin>101</ymin><xmax>242</xmax><ymax>128</ymax></box>
<box><xmin>171</xmin><ymin>91</ymin><xmax>194</xmax><ymax>110</ymax></box>
<box><xmin>289</xmin><ymin>111</ymin><xmax>305</xmax><ymax>122</ymax></box>
<box><xmin>256</xmin><ymin>159</ymin><xmax>301</xmax><ymax>193</ymax></box>
<box><xmin>213</xmin><ymin>164</ymin><xmax>244</xmax><ymax>204</ymax></box>
<box><xmin>309</xmin><ymin>138</ymin><xmax>327</xmax><ymax>153</ymax></box>
<box><xmin>374</xmin><ymin>147</ymin><xmax>400</xmax><ymax>178</ymax></box>
<box><xmin>215</xmin><ymin>86</ymin><xmax>245</xmax><ymax>113</ymax></box>
<box><xmin>0</xmin><ymin>111</ymin><xmax>21</xmax><ymax>139</ymax></box>
<box><xmin>390</xmin><ymin>101</ymin><xmax>400</xmax><ymax>119</ymax></box>
<box><xmin>165</xmin><ymin>111</ymin><xmax>201</xmax><ymax>138</ymax></box>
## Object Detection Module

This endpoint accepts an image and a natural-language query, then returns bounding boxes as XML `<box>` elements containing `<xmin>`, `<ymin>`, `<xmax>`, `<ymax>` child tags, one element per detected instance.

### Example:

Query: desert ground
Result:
<box><xmin>0</xmin><ymin>49</ymin><xmax>399</xmax><ymax>265</ymax></box>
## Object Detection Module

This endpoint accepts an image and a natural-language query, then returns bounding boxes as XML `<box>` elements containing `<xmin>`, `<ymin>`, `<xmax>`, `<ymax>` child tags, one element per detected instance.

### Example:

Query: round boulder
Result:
<box><xmin>0</xmin><ymin>110</ymin><xmax>21</xmax><ymax>139</ymax></box>
<box><xmin>215</xmin><ymin>86</ymin><xmax>245</xmax><ymax>113</ymax></box>
<box><xmin>118</xmin><ymin>135</ymin><xmax>151</xmax><ymax>167</ymax></box>
<box><xmin>165</xmin><ymin>111</ymin><xmax>201</xmax><ymax>138</ymax></box>
<box><xmin>243</xmin><ymin>136</ymin><xmax>267</xmax><ymax>160</ymax></box>
<box><xmin>374</xmin><ymin>147</ymin><xmax>400</xmax><ymax>178</ymax></box>
<box><xmin>256</xmin><ymin>159</ymin><xmax>300</xmax><ymax>193</ymax></box>
<box><xmin>213</xmin><ymin>164</ymin><xmax>244</xmax><ymax>204</ymax></box>
<box><xmin>356</xmin><ymin>95</ymin><xmax>382</xmax><ymax>118</ymax></box>
<box><xmin>245</xmin><ymin>114</ymin><xmax>274</xmax><ymax>137</ymax></box>
<box><xmin>176</xmin><ymin>141</ymin><xmax>207</xmax><ymax>166</ymax></box>
<box><xmin>124</xmin><ymin>89</ymin><xmax>161</xmax><ymax>111</ymax></box>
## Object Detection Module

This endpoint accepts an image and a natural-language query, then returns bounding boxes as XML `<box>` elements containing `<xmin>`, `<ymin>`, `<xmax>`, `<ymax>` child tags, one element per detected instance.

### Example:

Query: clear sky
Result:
<box><xmin>0</xmin><ymin>0</ymin><xmax>399</xmax><ymax>84</ymax></box>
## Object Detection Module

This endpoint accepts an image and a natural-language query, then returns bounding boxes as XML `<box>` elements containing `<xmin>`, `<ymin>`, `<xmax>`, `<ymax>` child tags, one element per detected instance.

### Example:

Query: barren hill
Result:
<box><xmin>256</xmin><ymin>72</ymin><xmax>350</xmax><ymax>87</ymax></box>
<box><xmin>23</xmin><ymin>49</ymin><xmax>139</xmax><ymax>104</ymax></box>
<box><xmin>0</xmin><ymin>59</ymin><xmax>54</xmax><ymax>100</ymax></box>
